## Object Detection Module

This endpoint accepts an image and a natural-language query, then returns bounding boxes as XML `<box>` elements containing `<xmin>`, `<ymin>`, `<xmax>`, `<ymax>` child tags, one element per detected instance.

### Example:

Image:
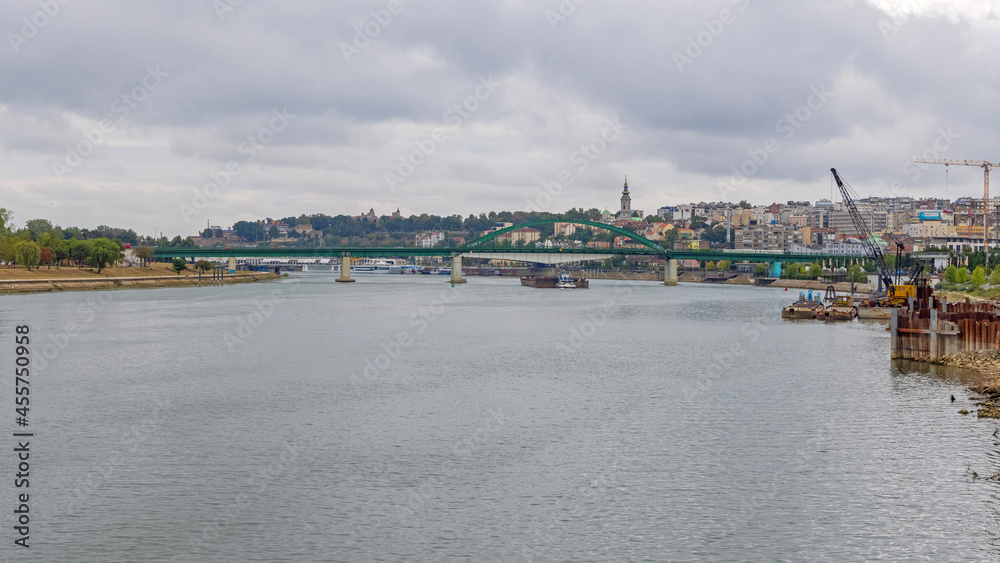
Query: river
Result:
<box><xmin>2</xmin><ymin>274</ymin><xmax>999</xmax><ymax>562</ymax></box>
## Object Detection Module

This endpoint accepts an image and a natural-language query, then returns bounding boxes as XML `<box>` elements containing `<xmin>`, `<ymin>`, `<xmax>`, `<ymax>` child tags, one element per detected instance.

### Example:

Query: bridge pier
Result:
<box><xmin>228</xmin><ymin>256</ymin><xmax>236</xmax><ymax>274</ymax></box>
<box><xmin>337</xmin><ymin>254</ymin><xmax>355</xmax><ymax>283</ymax></box>
<box><xmin>664</xmin><ymin>258</ymin><xmax>678</xmax><ymax>286</ymax></box>
<box><xmin>450</xmin><ymin>255</ymin><xmax>467</xmax><ymax>284</ymax></box>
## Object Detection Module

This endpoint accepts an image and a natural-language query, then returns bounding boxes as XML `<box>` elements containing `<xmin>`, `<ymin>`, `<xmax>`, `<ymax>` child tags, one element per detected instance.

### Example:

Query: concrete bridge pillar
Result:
<box><xmin>664</xmin><ymin>258</ymin><xmax>678</xmax><ymax>286</ymax></box>
<box><xmin>337</xmin><ymin>254</ymin><xmax>355</xmax><ymax>283</ymax></box>
<box><xmin>450</xmin><ymin>254</ymin><xmax>467</xmax><ymax>284</ymax></box>
<box><xmin>228</xmin><ymin>256</ymin><xmax>236</xmax><ymax>274</ymax></box>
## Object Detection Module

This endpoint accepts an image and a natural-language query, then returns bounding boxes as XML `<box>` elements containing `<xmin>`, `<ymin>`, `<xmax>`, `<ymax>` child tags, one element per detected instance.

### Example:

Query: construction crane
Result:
<box><xmin>913</xmin><ymin>159</ymin><xmax>997</xmax><ymax>268</ymax></box>
<box><xmin>830</xmin><ymin>168</ymin><xmax>919</xmax><ymax>304</ymax></box>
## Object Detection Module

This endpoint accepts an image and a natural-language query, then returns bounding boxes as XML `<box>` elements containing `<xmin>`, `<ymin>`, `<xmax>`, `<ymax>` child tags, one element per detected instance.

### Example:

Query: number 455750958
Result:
<box><xmin>15</xmin><ymin>325</ymin><xmax>29</xmax><ymax>426</ymax></box>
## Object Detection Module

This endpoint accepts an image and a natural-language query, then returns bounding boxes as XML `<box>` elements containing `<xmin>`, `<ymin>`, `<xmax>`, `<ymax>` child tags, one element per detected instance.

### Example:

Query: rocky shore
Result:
<box><xmin>930</xmin><ymin>350</ymin><xmax>1000</xmax><ymax>418</ymax></box>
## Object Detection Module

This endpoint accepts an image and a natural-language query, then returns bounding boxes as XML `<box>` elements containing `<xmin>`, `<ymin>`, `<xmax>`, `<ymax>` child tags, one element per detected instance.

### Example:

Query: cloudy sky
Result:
<box><xmin>1</xmin><ymin>0</ymin><xmax>998</xmax><ymax>236</ymax></box>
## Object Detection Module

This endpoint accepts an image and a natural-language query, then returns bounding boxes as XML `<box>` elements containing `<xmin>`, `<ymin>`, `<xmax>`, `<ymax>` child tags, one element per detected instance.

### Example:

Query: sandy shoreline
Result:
<box><xmin>0</xmin><ymin>271</ymin><xmax>280</xmax><ymax>294</ymax></box>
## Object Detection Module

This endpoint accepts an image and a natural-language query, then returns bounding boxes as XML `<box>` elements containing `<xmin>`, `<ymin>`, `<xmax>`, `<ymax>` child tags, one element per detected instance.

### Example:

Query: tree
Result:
<box><xmin>718</xmin><ymin>260</ymin><xmax>731</xmax><ymax>271</ymax></box>
<box><xmin>972</xmin><ymin>266</ymin><xmax>986</xmax><ymax>287</ymax></box>
<box><xmin>945</xmin><ymin>265</ymin><xmax>958</xmax><ymax>284</ymax></box>
<box><xmin>848</xmin><ymin>264</ymin><xmax>867</xmax><ymax>282</ymax></box>
<box><xmin>172</xmin><ymin>258</ymin><xmax>188</xmax><ymax>274</ymax></box>
<box><xmin>88</xmin><ymin>238</ymin><xmax>121</xmax><ymax>273</ymax></box>
<box><xmin>14</xmin><ymin>241</ymin><xmax>40</xmax><ymax>270</ymax></box>
<box><xmin>0</xmin><ymin>208</ymin><xmax>14</xmax><ymax>236</ymax></box>
<box><xmin>40</xmin><ymin>247</ymin><xmax>53</xmax><ymax>269</ymax></box>
<box><xmin>808</xmin><ymin>262</ymin><xmax>822</xmax><ymax>279</ymax></box>
<box><xmin>233</xmin><ymin>220</ymin><xmax>265</xmax><ymax>243</ymax></box>
<box><xmin>754</xmin><ymin>263</ymin><xmax>768</xmax><ymax>277</ymax></box>
<box><xmin>705</xmin><ymin>261</ymin><xmax>716</xmax><ymax>270</ymax></box>
<box><xmin>68</xmin><ymin>240</ymin><xmax>91</xmax><ymax>268</ymax></box>
<box><xmin>991</xmin><ymin>265</ymin><xmax>1000</xmax><ymax>286</ymax></box>
<box><xmin>24</xmin><ymin>219</ymin><xmax>53</xmax><ymax>240</ymax></box>
<box><xmin>195</xmin><ymin>260</ymin><xmax>213</xmax><ymax>273</ymax></box>
<box><xmin>135</xmin><ymin>246</ymin><xmax>154</xmax><ymax>268</ymax></box>
<box><xmin>202</xmin><ymin>228</ymin><xmax>213</xmax><ymax>239</ymax></box>
<box><xmin>956</xmin><ymin>267</ymin><xmax>969</xmax><ymax>284</ymax></box>
<box><xmin>268</xmin><ymin>225</ymin><xmax>280</xmax><ymax>239</ymax></box>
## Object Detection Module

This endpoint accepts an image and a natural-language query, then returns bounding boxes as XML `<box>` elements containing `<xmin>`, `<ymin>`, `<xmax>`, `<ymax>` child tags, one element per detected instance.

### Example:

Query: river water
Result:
<box><xmin>2</xmin><ymin>274</ymin><xmax>999</xmax><ymax>562</ymax></box>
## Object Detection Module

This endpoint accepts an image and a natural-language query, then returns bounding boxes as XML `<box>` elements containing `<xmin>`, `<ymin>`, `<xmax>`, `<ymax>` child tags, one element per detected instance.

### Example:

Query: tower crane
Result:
<box><xmin>912</xmin><ymin>159</ymin><xmax>997</xmax><ymax>268</ymax></box>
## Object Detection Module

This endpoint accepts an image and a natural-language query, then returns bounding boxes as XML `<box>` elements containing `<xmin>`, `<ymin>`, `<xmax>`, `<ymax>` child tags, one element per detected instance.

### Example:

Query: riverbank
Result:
<box><xmin>676</xmin><ymin>271</ymin><xmax>876</xmax><ymax>294</ymax></box>
<box><xmin>0</xmin><ymin>266</ymin><xmax>279</xmax><ymax>294</ymax></box>
<box><xmin>927</xmin><ymin>350</ymin><xmax>1000</xmax><ymax>418</ymax></box>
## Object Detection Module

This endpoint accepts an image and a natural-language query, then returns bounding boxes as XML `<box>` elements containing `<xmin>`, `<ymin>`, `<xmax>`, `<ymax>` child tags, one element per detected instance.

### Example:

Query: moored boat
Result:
<box><xmin>520</xmin><ymin>275</ymin><xmax>558</xmax><ymax>288</ymax></box>
<box><xmin>781</xmin><ymin>290</ymin><xmax>825</xmax><ymax>319</ymax></box>
<box><xmin>816</xmin><ymin>295</ymin><xmax>858</xmax><ymax>321</ymax></box>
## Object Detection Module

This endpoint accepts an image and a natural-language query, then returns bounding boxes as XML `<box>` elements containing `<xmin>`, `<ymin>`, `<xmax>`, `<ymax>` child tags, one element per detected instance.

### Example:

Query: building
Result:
<box><xmin>553</xmin><ymin>222</ymin><xmax>578</xmax><ymax>237</ymax></box>
<box><xmin>829</xmin><ymin>206</ymin><xmax>889</xmax><ymax>236</ymax></box>
<box><xmin>497</xmin><ymin>227</ymin><xmax>540</xmax><ymax>245</ymax></box>
<box><xmin>674</xmin><ymin>204</ymin><xmax>693</xmax><ymax>221</ymax></box>
<box><xmin>902</xmin><ymin>220</ymin><xmax>949</xmax><ymax>239</ymax></box>
<box><xmin>675</xmin><ymin>227</ymin><xmax>694</xmax><ymax>239</ymax></box>
<box><xmin>417</xmin><ymin>232</ymin><xmax>445</xmax><ymax>247</ymax></box>
<box><xmin>734</xmin><ymin>225</ymin><xmax>810</xmax><ymax>251</ymax></box>
<box><xmin>265</xmin><ymin>220</ymin><xmax>289</xmax><ymax>236</ymax></box>
<box><xmin>615</xmin><ymin>176</ymin><xmax>643</xmax><ymax>221</ymax></box>
<box><xmin>674</xmin><ymin>240</ymin><xmax>709</xmax><ymax>250</ymax></box>
<box><xmin>789</xmin><ymin>239</ymin><xmax>869</xmax><ymax>255</ymax></box>
<box><xmin>927</xmin><ymin>235</ymin><xmax>987</xmax><ymax>253</ymax></box>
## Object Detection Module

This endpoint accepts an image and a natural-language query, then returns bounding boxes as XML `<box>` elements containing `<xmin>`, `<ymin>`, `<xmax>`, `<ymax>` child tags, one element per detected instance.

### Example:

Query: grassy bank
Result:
<box><xmin>0</xmin><ymin>266</ymin><xmax>279</xmax><ymax>294</ymax></box>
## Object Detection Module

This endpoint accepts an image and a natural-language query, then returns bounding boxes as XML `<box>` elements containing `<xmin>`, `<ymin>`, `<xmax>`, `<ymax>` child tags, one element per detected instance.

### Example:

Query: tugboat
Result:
<box><xmin>521</xmin><ymin>272</ymin><xmax>589</xmax><ymax>288</ymax></box>
<box><xmin>781</xmin><ymin>290</ymin><xmax>825</xmax><ymax>319</ymax></box>
<box><xmin>556</xmin><ymin>272</ymin><xmax>576</xmax><ymax>288</ymax></box>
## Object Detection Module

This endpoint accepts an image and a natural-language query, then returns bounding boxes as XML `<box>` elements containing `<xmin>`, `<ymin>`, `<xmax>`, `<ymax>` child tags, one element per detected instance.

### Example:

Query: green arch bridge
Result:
<box><xmin>152</xmin><ymin>218</ymin><xmax>869</xmax><ymax>284</ymax></box>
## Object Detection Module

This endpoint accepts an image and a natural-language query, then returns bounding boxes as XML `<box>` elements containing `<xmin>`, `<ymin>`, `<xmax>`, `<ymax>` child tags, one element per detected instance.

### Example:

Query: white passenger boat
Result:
<box><xmin>351</xmin><ymin>258</ymin><xmax>404</xmax><ymax>274</ymax></box>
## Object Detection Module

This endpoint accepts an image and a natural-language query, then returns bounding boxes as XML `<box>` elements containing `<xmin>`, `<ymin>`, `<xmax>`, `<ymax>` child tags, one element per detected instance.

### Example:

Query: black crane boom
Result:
<box><xmin>830</xmin><ymin>168</ymin><xmax>893</xmax><ymax>292</ymax></box>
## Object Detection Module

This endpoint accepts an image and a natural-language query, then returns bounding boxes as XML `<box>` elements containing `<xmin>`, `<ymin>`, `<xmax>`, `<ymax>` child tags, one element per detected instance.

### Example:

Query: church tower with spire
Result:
<box><xmin>617</xmin><ymin>175</ymin><xmax>632</xmax><ymax>220</ymax></box>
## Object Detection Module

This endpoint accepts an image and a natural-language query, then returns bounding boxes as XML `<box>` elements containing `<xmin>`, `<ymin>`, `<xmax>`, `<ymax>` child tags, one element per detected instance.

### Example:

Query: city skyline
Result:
<box><xmin>1</xmin><ymin>1</ymin><xmax>998</xmax><ymax>236</ymax></box>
